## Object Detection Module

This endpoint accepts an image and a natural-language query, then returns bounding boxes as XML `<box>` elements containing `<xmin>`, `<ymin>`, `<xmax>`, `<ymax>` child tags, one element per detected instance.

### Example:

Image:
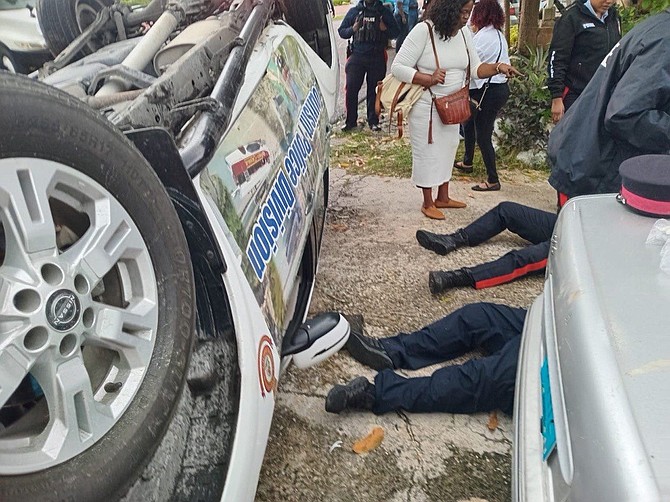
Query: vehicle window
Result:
<box><xmin>0</xmin><ymin>0</ymin><xmax>31</xmax><ymax>10</ymax></box>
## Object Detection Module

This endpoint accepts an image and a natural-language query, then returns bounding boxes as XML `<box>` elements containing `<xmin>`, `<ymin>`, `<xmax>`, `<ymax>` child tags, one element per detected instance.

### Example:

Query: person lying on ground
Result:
<box><xmin>325</xmin><ymin>302</ymin><xmax>525</xmax><ymax>415</ymax></box>
<box><xmin>420</xmin><ymin>11</ymin><xmax>670</xmax><ymax>294</ymax></box>
<box><xmin>416</xmin><ymin>201</ymin><xmax>555</xmax><ymax>294</ymax></box>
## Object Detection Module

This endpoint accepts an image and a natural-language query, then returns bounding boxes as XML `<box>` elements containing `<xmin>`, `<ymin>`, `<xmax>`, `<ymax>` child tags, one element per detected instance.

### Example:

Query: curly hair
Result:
<box><xmin>427</xmin><ymin>0</ymin><xmax>473</xmax><ymax>39</ymax></box>
<box><xmin>470</xmin><ymin>0</ymin><xmax>505</xmax><ymax>31</ymax></box>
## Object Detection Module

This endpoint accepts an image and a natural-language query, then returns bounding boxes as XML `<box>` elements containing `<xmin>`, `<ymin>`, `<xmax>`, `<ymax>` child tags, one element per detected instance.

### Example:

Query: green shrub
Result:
<box><xmin>618</xmin><ymin>0</ymin><xmax>670</xmax><ymax>34</ymax></box>
<box><xmin>509</xmin><ymin>24</ymin><xmax>518</xmax><ymax>49</ymax></box>
<box><xmin>333</xmin><ymin>0</ymin><xmax>350</xmax><ymax>5</ymax></box>
<box><xmin>496</xmin><ymin>45</ymin><xmax>551</xmax><ymax>155</ymax></box>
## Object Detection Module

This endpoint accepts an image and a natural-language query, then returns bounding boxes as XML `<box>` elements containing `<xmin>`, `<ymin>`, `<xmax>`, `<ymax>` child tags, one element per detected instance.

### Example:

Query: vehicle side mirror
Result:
<box><xmin>283</xmin><ymin>312</ymin><xmax>350</xmax><ymax>368</ymax></box>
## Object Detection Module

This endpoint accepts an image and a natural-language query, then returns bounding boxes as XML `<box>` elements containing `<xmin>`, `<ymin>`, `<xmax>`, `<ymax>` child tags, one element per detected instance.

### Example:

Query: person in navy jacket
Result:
<box><xmin>339</xmin><ymin>0</ymin><xmax>400</xmax><ymax>131</ymax></box>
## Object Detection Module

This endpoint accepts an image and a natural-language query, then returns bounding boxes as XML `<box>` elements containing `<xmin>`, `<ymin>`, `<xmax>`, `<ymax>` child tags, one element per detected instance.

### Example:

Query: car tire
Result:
<box><xmin>0</xmin><ymin>73</ymin><xmax>196</xmax><ymax>502</ymax></box>
<box><xmin>279</xmin><ymin>0</ymin><xmax>333</xmax><ymax>66</ymax></box>
<box><xmin>0</xmin><ymin>44</ymin><xmax>24</xmax><ymax>74</ymax></box>
<box><xmin>36</xmin><ymin>0</ymin><xmax>114</xmax><ymax>57</ymax></box>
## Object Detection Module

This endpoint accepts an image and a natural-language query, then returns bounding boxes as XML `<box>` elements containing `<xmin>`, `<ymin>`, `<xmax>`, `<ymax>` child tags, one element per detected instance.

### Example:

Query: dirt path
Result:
<box><xmin>256</xmin><ymin>167</ymin><xmax>555</xmax><ymax>501</ymax></box>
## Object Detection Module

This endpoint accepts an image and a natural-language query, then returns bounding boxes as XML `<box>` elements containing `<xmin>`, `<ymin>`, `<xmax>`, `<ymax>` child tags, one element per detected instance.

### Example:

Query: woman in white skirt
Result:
<box><xmin>391</xmin><ymin>0</ymin><xmax>520</xmax><ymax>220</ymax></box>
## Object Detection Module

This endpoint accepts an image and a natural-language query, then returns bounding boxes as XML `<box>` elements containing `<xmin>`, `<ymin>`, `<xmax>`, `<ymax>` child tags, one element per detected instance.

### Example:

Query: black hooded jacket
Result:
<box><xmin>547</xmin><ymin>0</ymin><xmax>621</xmax><ymax>99</ymax></box>
<box><xmin>548</xmin><ymin>9</ymin><xmax>670</xmax><ymax>198</ymax></box>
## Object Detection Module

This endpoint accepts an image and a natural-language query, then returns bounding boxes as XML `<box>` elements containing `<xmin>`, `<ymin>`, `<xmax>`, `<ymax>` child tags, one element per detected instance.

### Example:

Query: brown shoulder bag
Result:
<box><xmin>426</xmin><ymin>24</ymin><xmax>472</xmax><ymax>140</ymax></box>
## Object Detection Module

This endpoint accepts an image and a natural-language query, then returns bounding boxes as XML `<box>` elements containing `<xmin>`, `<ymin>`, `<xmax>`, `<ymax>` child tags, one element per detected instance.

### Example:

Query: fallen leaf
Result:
<box><xmin>487</xmin><ymin>411</ymin><xmax>498</xmax><ymax>431</ymax></box>
<box><xmin>352</xmin><ymin>426</ymin><xmax>384</xmax><ymax>454</ymax></box>
<box><xmin>339</xmin><ymin>162</ymin><xmax>351</xmax><ymax>168</ymax></box>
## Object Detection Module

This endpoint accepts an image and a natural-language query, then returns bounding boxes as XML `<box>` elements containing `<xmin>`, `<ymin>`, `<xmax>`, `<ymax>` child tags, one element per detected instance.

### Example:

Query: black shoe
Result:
<box><xmin>346</xmin><ymin>331</ymin><xmax>394</xmax><ymax>370</ymax></box>
<box><xmin>369</xmin><ymin>124</ymin><xmax>382</xmax><ymax>132</ymax></box>
<box><xmin>415</xmin><ymin>229</ymin><xmax>468</xmax><ymax>256</ymax></box>
<box><xmin>325</xmin><ymin>376</ymin><xmax>376</xmax><ymax>414</ymax></box>
<box><xmin>342</xmin><ymin>124</ymin><xmax>358</xmax><ymax>132</ymax></box>
<box><xmin>428</xmin><ymin>269</ymin><xmax>475</xmax><ymax>295</ymax></box>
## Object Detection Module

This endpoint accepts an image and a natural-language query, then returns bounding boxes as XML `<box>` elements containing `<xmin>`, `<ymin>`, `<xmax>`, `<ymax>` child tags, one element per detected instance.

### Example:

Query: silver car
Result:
<box><xmin>514</xmin><ymin>194</ymin><xmax>670</xmax><ymax>501</ymax></box>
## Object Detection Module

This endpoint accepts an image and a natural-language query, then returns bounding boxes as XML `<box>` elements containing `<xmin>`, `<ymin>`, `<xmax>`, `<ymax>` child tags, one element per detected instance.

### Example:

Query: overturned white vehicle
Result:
<box><xmin>0</xmin><ymin>0</ymin><xmax>343</xmax><ymax>500</ymax></box>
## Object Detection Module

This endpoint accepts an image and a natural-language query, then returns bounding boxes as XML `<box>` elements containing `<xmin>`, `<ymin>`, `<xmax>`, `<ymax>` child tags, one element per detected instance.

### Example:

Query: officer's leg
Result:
<box><xmin>366</xmin><ymin>52</ymin><xmax>387</xmax><ymax>127</ymax></box>
<box><xmin>462</xmin><ymin>201</ymin><xmax>557</xmax><ymax>246</ymax></box>
<box><xmin>380</xmin><ymin>303</ymin><xmax>527</xmax><ymax>370</ymax></box>
<box><xmin>373</xmin><ymin>335</ymin><xmax>521</xmax><ymax>415</ymax></box>
<box><xmin>345</xmin><ymin>53</ymin><xmax>366</xmax><ymax>128</ymax></box>
<box><xmin>469</xmin><ymin>240</ymin><xmax>551</xmax><ymax>289</ymax></box>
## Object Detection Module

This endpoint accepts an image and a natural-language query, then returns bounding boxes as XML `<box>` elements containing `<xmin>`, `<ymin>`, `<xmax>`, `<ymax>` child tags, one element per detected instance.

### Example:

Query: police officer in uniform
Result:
<box><xmin>547</xmin><ymin>0</ymin><xmax>621</xmax><ymax>123</ymax></box>
<box><xmin>339</xmin><ymin>0</ymin><xmax>400</xmax><ymax>131</ymax></box>
<box><xmin>326</xmin><ymin>302</ymin><xmax>525</xmax><ymax>416</ymax></box>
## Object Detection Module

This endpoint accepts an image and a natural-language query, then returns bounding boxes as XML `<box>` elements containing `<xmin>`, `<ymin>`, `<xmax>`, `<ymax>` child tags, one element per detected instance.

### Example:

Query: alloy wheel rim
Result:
<box><xmin>0</xmin><ymin>159</ymin><xmax>158</xmax><ymax>474</ymax></box>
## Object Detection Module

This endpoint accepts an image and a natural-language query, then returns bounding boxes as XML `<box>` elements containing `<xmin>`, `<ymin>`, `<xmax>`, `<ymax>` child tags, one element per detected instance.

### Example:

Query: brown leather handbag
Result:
<box><xmin>426</xmin><ymin>24</ymin><xmax>472</xmax><ymax>135</ymax></box>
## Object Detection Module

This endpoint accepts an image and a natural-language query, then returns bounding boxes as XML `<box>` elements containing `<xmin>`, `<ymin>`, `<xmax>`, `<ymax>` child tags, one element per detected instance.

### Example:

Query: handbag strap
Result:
<box><xmin>426</xmin><ymin>23</ymin><xmax>471</xmax><ymax>90</ymax></box>
<box><xmin>477</xmin><ymin>29</ymin><xmax>503</xmax><ymax>108</ymax></box>
<box><xmin>425</xmin><ymin>22</ymin><xmax>470</xmax><ymax>143</ymax></box>
<box><xmin>483</xmin><ymin>30</ymin><xmax>503</xmax><ymax>87</ymax></box>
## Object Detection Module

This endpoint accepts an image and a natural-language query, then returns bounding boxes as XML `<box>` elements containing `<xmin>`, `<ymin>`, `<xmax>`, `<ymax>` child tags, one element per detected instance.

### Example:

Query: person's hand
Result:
<box><xmin>353</xmin><ymin>19</ymin><xmax>361</xmax><ymax>32</ymax></box>
<box><xmin>496</xmin><ymin>63</ymin><xmax>523</xmax><ymax>78</ymax></box>
<box><xmin>551</xmin><ymin>97</ymin><xmax>564</xmax><ymax>124</ymax></box>
<box><xmin>380</xmin><ymin>19</ymin><xmax>387</xmax><ymax>31</ymax></box>
<box><xmin>400</xmin><ymin>11</ymin><xmax>407</xmax><ymax>24</ymax></box>
<box><xmin>431</xmin><ymin>68</ymin><xmax>446</xmax><ymax>85</ymax></box>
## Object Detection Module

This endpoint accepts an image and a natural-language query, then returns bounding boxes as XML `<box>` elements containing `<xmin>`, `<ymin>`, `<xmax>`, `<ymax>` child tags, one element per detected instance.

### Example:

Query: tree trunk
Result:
<box><xmin>517</xmin><ymin>0</ymin><xmax>541</xmax><ymax>55</ymax></box>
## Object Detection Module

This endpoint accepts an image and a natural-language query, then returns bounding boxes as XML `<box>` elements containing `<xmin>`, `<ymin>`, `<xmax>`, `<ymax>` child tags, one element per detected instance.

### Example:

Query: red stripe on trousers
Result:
<box><xmin>474</xmin><ymin>258</ymin><xmax>548</xmax><ymax>290</ymax></box>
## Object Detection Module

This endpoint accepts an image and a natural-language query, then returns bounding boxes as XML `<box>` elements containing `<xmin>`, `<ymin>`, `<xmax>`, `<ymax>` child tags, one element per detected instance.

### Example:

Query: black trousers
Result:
<box><xmin>462</xmin><ymin>82</ymin><xmax>510</xmax><ymax>184</ymax></box>
<box><xmin>374</xmin><ymin>303</ymin><xmax>526</xmax><ymax>415</ymax></box>
<box><xmin>461</xmin><ymin>202</ymin><xmax>557</xmax><ymax>288</ymax></box>
<box><xmin>344</xmin><ymin>50</ymin><xmax>387</xmax><ymax>128</ymax></box>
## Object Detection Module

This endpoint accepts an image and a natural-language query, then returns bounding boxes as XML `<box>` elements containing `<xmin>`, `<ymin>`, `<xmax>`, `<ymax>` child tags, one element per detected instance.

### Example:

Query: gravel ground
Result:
<box><xmin>256</xmin><ymin>165</ymin><xmax>556</xmax><ymax>501</ymax></box>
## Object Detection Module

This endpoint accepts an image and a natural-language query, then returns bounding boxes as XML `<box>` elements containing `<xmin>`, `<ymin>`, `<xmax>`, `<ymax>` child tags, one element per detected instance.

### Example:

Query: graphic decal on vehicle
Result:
<box><xmin>257</xmin><ymin>335</ymin><xmax>277</xmax><ymax>397</ymax></box>
<box><xmin>200</xmin><ymin>36</ymin><xmax>328</xmax><ymax>343</ymax></box>
<box><xmin>226</xmin><ymin>141</ymin><xmax>271</xmax><ymax>186</ymax></box>
<box><xmin>245</xmin><ymin>85</ymin><xmax>322</xmax><ymax>282</ymax></box>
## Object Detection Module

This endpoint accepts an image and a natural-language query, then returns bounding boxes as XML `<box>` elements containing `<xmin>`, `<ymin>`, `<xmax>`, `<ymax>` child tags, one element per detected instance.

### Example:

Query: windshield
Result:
<box><xmin>0</xmin><ymin>0</ymin><xmax>32</xmax><ymax>10</ymax></box>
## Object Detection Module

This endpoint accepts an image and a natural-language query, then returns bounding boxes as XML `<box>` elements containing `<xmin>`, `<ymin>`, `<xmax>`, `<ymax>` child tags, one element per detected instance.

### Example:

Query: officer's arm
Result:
<box><xmin>604</xmin><ymin>44</ymin><xmax>670</xmax><ymax>154</ymax></box>
<box><xmin>546</xmin><ymin>16</ymin><xmax>575</xmax><ymax>99</ymax></box>
<box><xmin>338</xmin><ymin>9</ymin><xmax>357</xmax><ymax>39</ymax></box>
<box><xmin>383</xmin><ymin>7</ymin><xmax>401</xmax><ymax>39</ymax></box>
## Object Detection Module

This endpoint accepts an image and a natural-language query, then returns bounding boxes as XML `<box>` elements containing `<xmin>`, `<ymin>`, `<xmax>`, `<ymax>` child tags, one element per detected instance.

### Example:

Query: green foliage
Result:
<box><xmin>618</xmin><ymin>0</ymin><xmax>670</xmax><ymax>34</ymax></box>
<box><xmin>333</xmin><ymin>0</ymin><xmax>350</xmax><ymax>5</ymax></box>
<box><xmin>509</xmin><ymin>24</ymin><xmax>518</xmax><ymax>49</ymax></box>
<box><xmin>496</xmin><ymin>45</ymin><xmax>551</xmax><ymax>155</ymax></box>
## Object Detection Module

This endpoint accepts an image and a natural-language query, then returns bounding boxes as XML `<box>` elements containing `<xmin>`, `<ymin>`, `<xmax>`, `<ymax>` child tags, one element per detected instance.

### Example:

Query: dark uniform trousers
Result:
<box><xmin>345</xmin><ymin>50</ymin><xmax>387</xmax><ymax>128</ymax></box>
<box><xmin>373</xmin><ymin>303</ymin><xmax>527</xmax><ymax>415</ymax></box>
<box><xmin>461</xmin><ymin>201</ymin><xmax>557</xmax><ymax>289</ymax></box>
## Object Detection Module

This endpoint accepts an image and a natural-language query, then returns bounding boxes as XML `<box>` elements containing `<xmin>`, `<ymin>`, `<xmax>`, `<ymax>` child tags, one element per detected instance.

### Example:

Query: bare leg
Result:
<box><xmin>435</xmin><ymin>182</ymin><xmax>466</xmax><ymax>209</ymax></box>
<box><xmin>436</xmin><ymin>182</ymin><xmax>450</xmax><ymax>203</ymax></box>
<box><xmin>421</xmin><ymin>186</ymin><xmax>434</xmax><ymax>208</ymax></box>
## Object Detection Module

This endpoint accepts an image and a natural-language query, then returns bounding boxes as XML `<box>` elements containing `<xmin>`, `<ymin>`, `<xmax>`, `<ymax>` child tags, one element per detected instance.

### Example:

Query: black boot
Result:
<box><xmin>346</xmin><ymin>331</ymin><xmax>394</xmax><ymax>370</ymax></box>
<box><xmin>428</xmin><ymin>268</ymin><xmax>475</xmax><ymax>295</ymax></box>
<box><xmin>415</xmin><ymin>229</ymin><xmax>468</xmax><ymax>256</ymax></box>
<box><xmin>325</xmin><ymin>376</ymin><xmax>376</xmax><ymax>414</ymax></box>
